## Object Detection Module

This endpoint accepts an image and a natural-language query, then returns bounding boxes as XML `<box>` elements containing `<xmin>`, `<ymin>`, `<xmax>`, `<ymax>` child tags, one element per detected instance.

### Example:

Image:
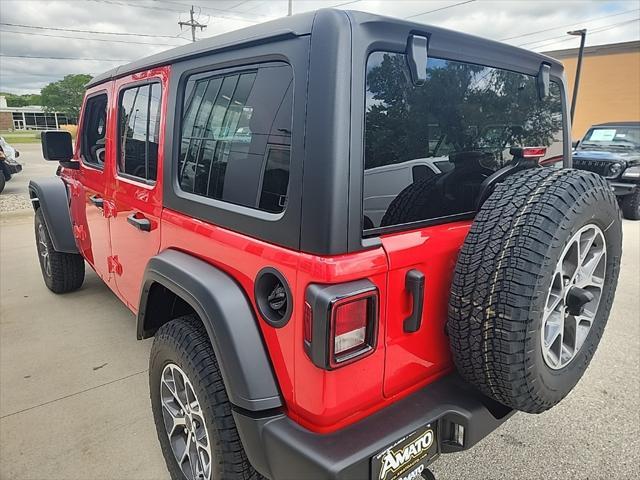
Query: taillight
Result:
<box><xmin>333</xmin><ymin>298</ymin><xmax>368</xmax><ymax>355</ymax></box>
<box><xmin>510</xmin><ymin>146</ymin><xmax>547</xmax><ymax>160</ymax></box>
<box><xmin>305</xmin><ymin>280</ymin><xmax>378</xmax><ymax>370</ymax></box>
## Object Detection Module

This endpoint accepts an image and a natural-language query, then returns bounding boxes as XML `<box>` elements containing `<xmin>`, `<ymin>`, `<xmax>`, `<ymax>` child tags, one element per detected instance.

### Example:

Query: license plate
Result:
<box><xmin>371</xmin><ymin>424</ymin><xmax>438</xmax><ymax>480</ymax></box>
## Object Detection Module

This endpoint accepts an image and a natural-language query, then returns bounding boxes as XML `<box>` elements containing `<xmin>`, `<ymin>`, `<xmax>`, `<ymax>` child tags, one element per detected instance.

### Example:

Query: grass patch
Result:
<box><xmin>0</xmin><ymin>131</ymin><xmax>41</xmax><ymax>144</ymax></box>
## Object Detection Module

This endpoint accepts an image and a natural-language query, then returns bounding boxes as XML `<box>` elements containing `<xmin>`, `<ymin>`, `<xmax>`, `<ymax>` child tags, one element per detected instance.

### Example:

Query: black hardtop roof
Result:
<box><xmin>593</xmin><ymin>121</ymin><xmax>640</xmax><ymax>128</ymax></box>
<box><xmin>86</xmin><ymin>8</ymin><xmax>562</xmax><ymax>89</ymax></box>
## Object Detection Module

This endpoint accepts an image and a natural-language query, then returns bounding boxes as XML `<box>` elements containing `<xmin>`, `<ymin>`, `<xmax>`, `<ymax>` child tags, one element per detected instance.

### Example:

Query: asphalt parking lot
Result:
<box><xmin>1</xmin><ymin>145</ymin><xmax>639</xmax><ymax>480</ymax></box>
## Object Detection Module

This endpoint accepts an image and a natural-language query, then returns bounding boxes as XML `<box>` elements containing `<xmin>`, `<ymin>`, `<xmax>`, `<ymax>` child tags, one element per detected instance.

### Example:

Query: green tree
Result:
<box><xmin>40</xmin><ymin>74</ymin><xmax>92</xmax><ymax>117</ymax></box>
<box><xmin>0</xmin><ymin>92</ymin><xmax>41</xmax><ymax>107</ymax></box>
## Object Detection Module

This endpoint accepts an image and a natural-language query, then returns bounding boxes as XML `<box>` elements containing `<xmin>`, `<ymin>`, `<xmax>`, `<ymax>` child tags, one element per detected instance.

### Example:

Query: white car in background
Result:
<box><xmin>0</xmin><ymin>136</ymin><xmax>22</xmax><ymax>194</ymax></box>
<box><xmin>363</xmin><ymin>157</ymin><xmax>452</xmax><ymax>228</ymax></box>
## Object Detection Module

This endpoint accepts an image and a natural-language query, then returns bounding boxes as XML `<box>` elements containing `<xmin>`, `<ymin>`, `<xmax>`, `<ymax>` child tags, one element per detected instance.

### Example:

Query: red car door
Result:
<box><xmin>72</xmin><ymin>88</ymin><xmax>114</xmax><ymax>285</ymax></box>
<box><xmin>108</xmin><ymin>69</ymin><xmax>168</xmax><ymax>310</ymax></box>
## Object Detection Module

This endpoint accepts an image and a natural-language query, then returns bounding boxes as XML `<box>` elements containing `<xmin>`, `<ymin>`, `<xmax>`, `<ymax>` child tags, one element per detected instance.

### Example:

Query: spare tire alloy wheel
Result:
<box><xmin>160</xmin><ymin>363</ymin><xmax>212</xmax><ymax>480</ymax></box>
<box><xmin>542</xmin><ymin>224</ymin><xmax>606</xmax><ymax>369</ymax></box>
<box><xmin>448</xmin><ymin>168</ymin><xmax>622</xmax><ymax>414</ymax></box>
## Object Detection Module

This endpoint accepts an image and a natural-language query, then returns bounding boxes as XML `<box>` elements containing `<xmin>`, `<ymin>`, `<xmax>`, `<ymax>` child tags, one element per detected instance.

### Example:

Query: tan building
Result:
<box><xmin>543</xmin><ymin>40</ymin><xmax>640</xmax><ymax>140</ymax></box>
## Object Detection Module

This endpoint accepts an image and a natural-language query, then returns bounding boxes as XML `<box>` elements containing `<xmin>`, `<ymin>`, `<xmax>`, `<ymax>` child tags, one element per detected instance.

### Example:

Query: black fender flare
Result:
<box><xmin>138</xmin><ymin>249</ymin><xmax>283</xmax><ymax>412</ymax></box>
<box><xmin>28</xmin><ymin>178</ymin><xmax>78</xmax><ymax>254</ymax></box>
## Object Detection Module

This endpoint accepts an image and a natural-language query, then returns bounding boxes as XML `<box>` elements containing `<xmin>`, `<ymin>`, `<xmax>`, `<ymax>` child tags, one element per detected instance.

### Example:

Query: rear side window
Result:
<box><xmin>81</xmin><ymin>93</ymin><xmax>108</xmax><ymax>167</ymax></box>
<box><xmin>118</xmin><ymin>83</ymin><xmax>162</xmax><ymax>182</ymax></box>
<box><xmin>178</xmin><ymin>63</ymin><xmax>293</xmax><ymax>213</ymax></box>
<box><xmin>363</xmin><ymin>52</ymin><xmax>564</xmax><ymax>232</ymax></box>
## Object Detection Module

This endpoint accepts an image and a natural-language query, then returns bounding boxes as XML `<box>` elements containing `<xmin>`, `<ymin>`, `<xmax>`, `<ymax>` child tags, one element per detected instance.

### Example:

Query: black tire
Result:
<box><xmin>0</xmin><ymin>173</ymin><xmax>5</xmax><ymax>194</ymax></box>
<box><xmin>381</xmin><ymin>174</ymin><xmax>442</xmax><ymax>226</ymax></box>
<box><xmin>34</xmin><ymin>209</ymin><xmax>85</xmax><ymax>293</ymax></box>
<box><xmin>620</xmin><ymin>187</ymin><xmax>640</xmax><ymax>220</ymax></box>
<box><xmin>150</xmin><ymin>315</ymin><xmax>261</xmax><ymax>480</ymax></box>
<box><xmin>448</xmin><ymin>168</ymin><xmax>622</xmax><ymax>414</ymax></box>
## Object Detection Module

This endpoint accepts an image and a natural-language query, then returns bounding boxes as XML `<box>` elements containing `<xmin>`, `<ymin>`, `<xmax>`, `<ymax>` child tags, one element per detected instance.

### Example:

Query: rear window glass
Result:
<box><xmin>363</xmin><ymin>52</ymin><xmax>564</xmax><ymax>232</ymax></box>
<box><xmin>178</xmin><ymin>63</ymin><xmax>293</xmax><ymax>214</ymax></box>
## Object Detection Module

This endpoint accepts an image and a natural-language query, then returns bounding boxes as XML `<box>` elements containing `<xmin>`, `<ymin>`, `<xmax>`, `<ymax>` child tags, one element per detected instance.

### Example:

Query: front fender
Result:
<box><xmin>28</xmin><ymin>178</ymin><xmax>78</xmax><ymax>254</ymax></box>
<box><xmin>138</xmin><ymin>249</ymin><xmax>283</xmax><ymax>412</ymax></box>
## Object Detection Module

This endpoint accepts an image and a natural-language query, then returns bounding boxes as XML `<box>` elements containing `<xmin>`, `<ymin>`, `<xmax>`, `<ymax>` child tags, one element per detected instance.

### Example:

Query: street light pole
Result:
<box><xmin>568</xmin><ymin>29</ymin><xmax>587</xmax><ymax>124</ymax></box>
<box><xmin>288</xmin><ymin>0</ymin><xmax>293</xmax><ymax>16</ymax></box>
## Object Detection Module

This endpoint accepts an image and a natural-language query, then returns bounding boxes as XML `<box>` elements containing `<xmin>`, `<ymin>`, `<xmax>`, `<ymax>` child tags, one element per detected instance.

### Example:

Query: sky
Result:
<box><xmin>0</xmin><ymin>0</ymin><xmax>638</xmax><ymax>95</ymax></box>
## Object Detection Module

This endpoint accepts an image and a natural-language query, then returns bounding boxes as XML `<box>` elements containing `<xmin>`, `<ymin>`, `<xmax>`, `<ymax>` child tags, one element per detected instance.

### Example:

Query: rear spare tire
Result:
<box><xmin>448</xmin><ymin>167</ymin><xmax>622</xmax><ymax>414</ymax></box>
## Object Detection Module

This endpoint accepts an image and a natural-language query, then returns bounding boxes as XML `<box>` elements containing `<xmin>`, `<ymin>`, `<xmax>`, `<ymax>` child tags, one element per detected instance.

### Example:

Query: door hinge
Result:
<box><xmin>72</xmin><ymin>224</ymin><xmax>86</xmax><ymax>241</ymax></box>
<box><xmin>107</xmin><ymin>255</ymin><xmax>123</xmax><ymax>276</ymax></box>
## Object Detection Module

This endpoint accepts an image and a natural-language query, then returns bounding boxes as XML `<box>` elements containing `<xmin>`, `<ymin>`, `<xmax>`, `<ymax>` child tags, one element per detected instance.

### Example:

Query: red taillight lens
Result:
<box><xmin>303</xmin><ymin>301</ymin><xmax>313</xmax><ymax>344</ymax></box>
<box><xmin>304</xmin><ymin>281</ymin><xmax>378</xmax><ymax>369</ymax></box>
<box><xmin>510</xmin><ymin>146</ymin><xmax>547</xmax><ymax>159</ymax></box>
<box><xmin>333</xmin><ymin>298</ymin><xmax>368</xmax><ymax>355</ymax></box>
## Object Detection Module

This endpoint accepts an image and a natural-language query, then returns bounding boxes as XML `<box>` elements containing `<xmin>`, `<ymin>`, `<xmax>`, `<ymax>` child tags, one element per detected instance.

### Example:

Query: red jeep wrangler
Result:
<box><xmin>31</xmin><ymin>9</ymin><xmax>622</xmax><ymax>480</ymax></box>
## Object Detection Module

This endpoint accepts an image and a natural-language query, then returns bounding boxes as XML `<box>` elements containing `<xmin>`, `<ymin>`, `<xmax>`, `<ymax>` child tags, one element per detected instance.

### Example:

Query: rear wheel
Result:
<box><xmin>621</xmin><ymin>188</ymin><xmax>640</xmax><ymax>220</ymax></box>
<box><xmin>0</xmin><ymin>174</ymin><xmax>5</xmax><ymax>193</ymax></box>
<box><xmin>448</xmin><ymin>168</ymin><xmax>622</xmax><ymax>413</ymax></box>
<box><xmin>34</xmin><ymin>209</ymin><xmax>84</xmax><ymax>293</ymax></box>
<box><xmin>150</xmin><ymin>315</ymin><xmax>261</xmax><ymax>480</ymax></box>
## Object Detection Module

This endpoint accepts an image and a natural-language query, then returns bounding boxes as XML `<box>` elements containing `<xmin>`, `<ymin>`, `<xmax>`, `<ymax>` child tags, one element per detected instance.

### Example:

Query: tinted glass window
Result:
<box><xmin>118</xmin><ymin>83</ymin><xmax>162</xmax><ymax>181</ymax></box>
<box><xmin>580</xmin><ymin>126</ymin><xmax>640</xmax><ymax>152</ymax></box>
<box><xmin>363</xmin><ymin>52</ymin><xmax>564</xmax><ymax>231</ymax></box>
<box><xmin>81</xmin><ymin>93</ymin><xmax>108</xmax><ymax>167</ymax></box>
<box><xmin>178</xmin><ymin>64</ymin><xmax>293</xmax><ymax>213</ymax></box>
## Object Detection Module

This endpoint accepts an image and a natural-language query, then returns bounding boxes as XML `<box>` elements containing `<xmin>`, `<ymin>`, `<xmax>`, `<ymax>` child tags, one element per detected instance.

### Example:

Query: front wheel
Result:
<box><xmin>149</xmin><ymin>315</ymin><xmax>261</xmax><ymax>480</ymax></box>
<box><xmin>621</xmin><ymin>187</ymin><xmax>640</xmax><ymax>220</ymax></box>
<box><xmin>34</xmin><ymin>209</ymin><xmax>84</xmax><ymax>293</ymax></box>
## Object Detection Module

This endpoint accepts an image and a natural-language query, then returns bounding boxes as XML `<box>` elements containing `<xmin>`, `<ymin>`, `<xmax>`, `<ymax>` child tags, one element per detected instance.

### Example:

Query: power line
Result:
<box><xmin>0</xmin><ymin>22</ymin><xmax>186</xmax><ymax>39</ymax></box>
<box><xmin>151</xmin><ymin>0</ymin><xmax>268</xmax><ymax>21</ymax></box>
<box><xmin>405</xmin><ymin>0</ymin><xmax>477</xmax><ymax>19</ymax></box>
<box><xmin>520</xmin><ymin>18</ymin><xmax>640</xmax><ymax>50</ymax></box>
<box><xmin>499</xmin><ymin>8</ymin><xmax>640</xmax><ymax>41</ymax></box>
<box><xmin>0</xmin><ymin>28</ymin><xmax>186</xmax><ymax>46</ymax></box>
<box><xmin>0</xmin><ymin>54</ymin><xmax>130</xmax><ymax>62</ymax></box>
<box><xmin>88</xmin><ymin>0</ymin><xmax>261</xmax><ymax>23</ymax></box>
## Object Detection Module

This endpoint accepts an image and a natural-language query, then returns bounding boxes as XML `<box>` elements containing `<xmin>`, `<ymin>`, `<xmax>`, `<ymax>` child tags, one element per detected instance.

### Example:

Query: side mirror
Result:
<box><xmin>537</xmin><ymin>63</ymin><xmax>551</xmax><ymax>99</ymax></box>
<box><xmin>572</xmin><ymin>140</ymin><xmax>580</xmax><ymax>149</ymax></box>
<box><xmin>41</xmin><ymin>131</ymin><xmax>77</xmax><ymax>168</ymax></box>
<box><xmin>406</xmin><ymin>34</ymin><xmax>428</xmax><ymax>86</ymax></box>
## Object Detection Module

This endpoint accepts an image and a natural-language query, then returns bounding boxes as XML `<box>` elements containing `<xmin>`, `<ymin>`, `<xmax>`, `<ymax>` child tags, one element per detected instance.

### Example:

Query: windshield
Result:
<box><xmin>579</xmin><ymin>127</ymin><xmax>640</xmax><ymax>152</ymax></box>
<box><xmin>363</xmin><ymin>52</ymin><xmax>565</xmax><ymax>232</ymax></box>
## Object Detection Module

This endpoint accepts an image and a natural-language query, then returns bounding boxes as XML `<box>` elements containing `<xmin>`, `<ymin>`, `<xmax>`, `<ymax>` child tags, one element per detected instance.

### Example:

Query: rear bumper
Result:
<box><xmin>234</xmin><ymin>374</ymin><xmax>514</xmax><ymax>480</ymax></box>
<box><xmin>609</xmin><ymin>181</ymin><xmax>637</xmax><ymax>196</ymax></box>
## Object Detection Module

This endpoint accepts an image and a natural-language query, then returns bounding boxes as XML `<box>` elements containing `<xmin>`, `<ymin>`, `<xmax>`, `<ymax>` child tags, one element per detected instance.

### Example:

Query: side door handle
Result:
<box><xmin>89</xmin><ymin>195</ymin><xmax>104</xmax><ymax>208</ymax></box>
<box><xmin>127</xmin><ymin>213</ymin><xmax>151</xmax><ymax>232</ymax></box>
<box><xmin>403</xmin><ymin>269</ymin><xmax>425</xmax><ymax>333</ymax></box>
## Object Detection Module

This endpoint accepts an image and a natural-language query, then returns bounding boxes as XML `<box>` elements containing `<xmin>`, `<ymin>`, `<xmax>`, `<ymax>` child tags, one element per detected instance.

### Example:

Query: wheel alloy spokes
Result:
<box><xmin>541</xmin><ymin>224</ymin><xmax>606</xmax><ymax>370</ymax></box>
<box><xmin>160</xmin><ymin>364</ymin><xmax>212</xmax><ymax>480</ymax></box>
<box><xmin>37</xmin><ymin>224</ymin><xmax>52</xmax><ymax>277</ymax></box>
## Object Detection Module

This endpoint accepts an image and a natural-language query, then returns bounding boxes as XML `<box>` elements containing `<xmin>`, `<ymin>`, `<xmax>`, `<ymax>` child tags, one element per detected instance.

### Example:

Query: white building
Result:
<box><xmin>0</xmin><ymin>95</ymin><xmax>77</xmax><ymax>131</ymax></box>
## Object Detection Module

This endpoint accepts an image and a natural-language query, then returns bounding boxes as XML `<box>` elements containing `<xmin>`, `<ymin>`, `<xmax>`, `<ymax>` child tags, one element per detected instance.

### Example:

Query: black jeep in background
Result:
<box><xmin>573</xmin><ymin>122</ymin><xmax>640</xmax><ymax>220</ymax></box>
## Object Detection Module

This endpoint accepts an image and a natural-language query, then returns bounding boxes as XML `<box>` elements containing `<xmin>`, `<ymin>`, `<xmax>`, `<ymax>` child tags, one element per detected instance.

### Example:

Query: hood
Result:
<box><xmin>573</xmin><ymin>149</ymin><xmax>640</xmax><ymax>165</ymax></box>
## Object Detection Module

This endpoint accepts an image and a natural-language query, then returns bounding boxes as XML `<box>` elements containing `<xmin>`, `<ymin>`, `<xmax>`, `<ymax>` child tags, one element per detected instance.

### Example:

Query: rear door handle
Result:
<box><xmin>404</xmin><ymin>269</ymin><xmax>425</xmax><ymax>333</ymax></box>
<box><xmin>127</xmin><ymin>213</ymin><xmax>151</xmax><ymax>232</ymax></box>
<box><xmin>89</xmin><ymin>195</ymin><xmax>104</xmax><ymax>208</ymax></box>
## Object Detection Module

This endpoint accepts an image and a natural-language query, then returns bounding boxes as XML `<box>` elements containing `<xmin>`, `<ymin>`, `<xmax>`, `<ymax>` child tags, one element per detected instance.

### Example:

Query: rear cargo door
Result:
<box><xmin>380</xmin><ymin>222</ymin><xmax>469</xmax><ymax>397</ymax></box>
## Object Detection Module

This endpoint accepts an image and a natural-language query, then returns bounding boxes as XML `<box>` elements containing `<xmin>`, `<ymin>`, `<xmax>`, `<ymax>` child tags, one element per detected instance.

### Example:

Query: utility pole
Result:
<box><xmin>287</xmin><ymin>0</ymin><xmax>292</xmax><ymax>16</ymax></box>
<box><xmin>179</xmin><ymin>5</ymin><xmax>207</xmax><ymax>43</ymax></box>
<box><xmin>568</xmin><ymin>29</ymin><xmax>587</xmax><ymax>124</ymax></box>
